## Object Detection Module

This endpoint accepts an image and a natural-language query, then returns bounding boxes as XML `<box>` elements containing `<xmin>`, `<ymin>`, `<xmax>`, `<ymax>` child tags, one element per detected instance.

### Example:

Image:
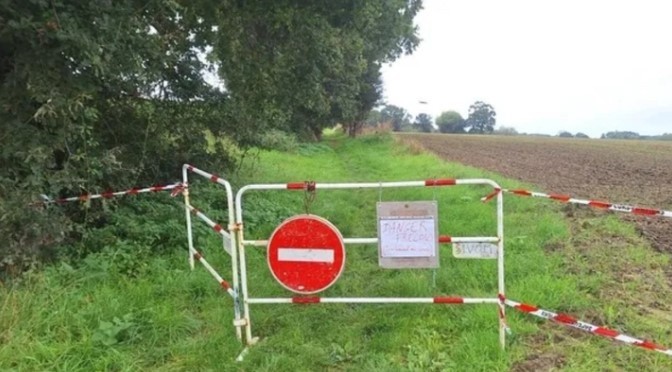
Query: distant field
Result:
<box><xmin>402</xmin><ymin>133</ymin><xmax>672</xmax><ymax>254</ymax></box>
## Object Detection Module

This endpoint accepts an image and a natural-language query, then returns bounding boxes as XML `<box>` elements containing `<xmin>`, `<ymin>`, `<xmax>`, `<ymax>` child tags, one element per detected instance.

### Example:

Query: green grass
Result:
<box><xmin>1</xmin><ymin>133</ymin><xmax>671</xmax><ymax>371</ymax></box>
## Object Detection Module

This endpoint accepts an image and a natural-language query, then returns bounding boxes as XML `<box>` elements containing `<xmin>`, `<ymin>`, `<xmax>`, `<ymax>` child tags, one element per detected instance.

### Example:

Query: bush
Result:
<box><xmin>494</xmin><ymin>126</ymin><xmax>518</xmax><ymax>136</ymax></box>
<box><xmin>258</xmin><ymin>130</ymin><xmax>300</xmax><ymax>152</ymax></box>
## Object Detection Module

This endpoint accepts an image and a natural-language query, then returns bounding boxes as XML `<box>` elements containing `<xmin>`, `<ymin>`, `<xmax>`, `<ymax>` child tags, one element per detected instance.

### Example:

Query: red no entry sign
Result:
<box><xmin>267</xmin><ymin>215</ymin><xmax>345</xmax><ymax>294</ymax></box>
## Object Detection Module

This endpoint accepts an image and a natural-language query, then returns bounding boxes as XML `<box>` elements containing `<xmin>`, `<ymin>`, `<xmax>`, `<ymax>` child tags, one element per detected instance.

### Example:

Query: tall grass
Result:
<box><xmin>1</xmin><ymin>133</ymin><xmax>670</xmax><ymax>370</ymax></box>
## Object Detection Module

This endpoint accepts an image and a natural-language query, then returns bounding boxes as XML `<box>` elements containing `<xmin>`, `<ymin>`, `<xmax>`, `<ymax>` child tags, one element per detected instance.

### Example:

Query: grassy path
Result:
<box><xmin>1</xmin><ymin>134</ymin><xmax>670</xmax><ymax>371</ymax></box>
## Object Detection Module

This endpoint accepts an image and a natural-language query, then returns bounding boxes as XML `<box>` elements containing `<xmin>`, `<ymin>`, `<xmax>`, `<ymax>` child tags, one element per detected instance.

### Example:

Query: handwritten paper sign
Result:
<box><xmin>453</xmin><ymin>242</ymin><xmax>498</xmax><ymax>259</ymax></box>
<box><xmin>377</xmin><ymin>201</ymin><xmax>439</xmax><ymax>269</ymax></box>
<box><xmin>379</xmin><ymin>218</ymin><xmax>436</xmax><ymax>258</ymax></box>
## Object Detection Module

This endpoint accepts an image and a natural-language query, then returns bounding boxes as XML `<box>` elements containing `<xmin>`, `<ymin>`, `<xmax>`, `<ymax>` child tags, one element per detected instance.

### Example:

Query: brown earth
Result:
<box><xmin>402</xmin><ymin>133</ymin><xmax>672</xmax><ymax>254</ymax></box>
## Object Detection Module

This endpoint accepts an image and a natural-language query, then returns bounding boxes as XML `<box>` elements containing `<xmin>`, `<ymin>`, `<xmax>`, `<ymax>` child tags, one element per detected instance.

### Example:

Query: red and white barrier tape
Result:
<box><xmin>185</xmin><ymin>164</ymin><xmax>229</xmax><ymax>186</ymax></box>
<box><xmin>39</xmin><ymin>183</ymin><xmax>184</xmax><ymax>205</ymax></box>
<box><xmin>506</xmin><ymin>299</ymin><xmax>672</xmax><ymax>357</ymax></box>
<box><xmin>246</xmin><ymin>296</ymin><xmax>499</xmax><ymax>304</ymax></box>
<box><xmin>187</xmin><ymin>204</ymin><xmax>232</xmax><ymax>256</ymax></box>
<box><xmin>483</xmin><ymin>188</ymin><xmax>672</xmax><ymax>219</ymax></box>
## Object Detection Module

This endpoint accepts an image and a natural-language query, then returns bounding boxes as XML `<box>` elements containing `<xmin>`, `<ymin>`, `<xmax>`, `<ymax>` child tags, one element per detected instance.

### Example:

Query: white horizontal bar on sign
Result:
<box><xmin>244</xmin><ymin>237</ymin><xmax>498</xmax><ymax>246</ymax></box>
<box><xmin>278</xmin><ymin>248</ymin><xmax>334</xmax><ymax>263</ymax></box>
<box><xmin>246</xmin><ymin>297</ymin><xmax>499</xmax><ymax>304</ymax></box>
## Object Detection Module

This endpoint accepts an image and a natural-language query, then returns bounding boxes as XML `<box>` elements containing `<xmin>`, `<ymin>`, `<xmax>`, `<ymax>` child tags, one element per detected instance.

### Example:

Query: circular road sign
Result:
<box><xmin>267</xmin><ymin>214</ymin><xmax>345</xmax><ymax>294</ymax></box>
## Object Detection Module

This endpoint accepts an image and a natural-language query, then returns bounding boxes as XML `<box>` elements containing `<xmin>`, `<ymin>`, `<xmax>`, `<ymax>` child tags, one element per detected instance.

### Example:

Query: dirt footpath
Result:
<box><xmin>402</xmin><ymin>133</ymin><xmax>672</xmax><ymax>254</ymax></box>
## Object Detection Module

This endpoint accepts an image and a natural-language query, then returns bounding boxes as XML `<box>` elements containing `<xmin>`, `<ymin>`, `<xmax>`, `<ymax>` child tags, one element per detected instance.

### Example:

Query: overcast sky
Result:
<box><xmin>381</xmin><ymin>0</ymin><xmax>672</xmax><ymax>137</ymax></box>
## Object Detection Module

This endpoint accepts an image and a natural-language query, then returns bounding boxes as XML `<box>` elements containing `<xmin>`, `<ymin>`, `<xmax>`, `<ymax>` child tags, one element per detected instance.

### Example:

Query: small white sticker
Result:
<box><xmin>453</xmin><ymin>243</ymin><xmax>498</xmax><ymax>259</ymax></box>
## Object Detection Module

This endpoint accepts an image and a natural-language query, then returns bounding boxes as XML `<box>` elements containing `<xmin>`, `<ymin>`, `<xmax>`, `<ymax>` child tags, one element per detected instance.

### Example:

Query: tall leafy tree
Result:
<box><xmin>436</xmin><ymin>111</ymin><xmax>466</xmax><ymax>133</ymax></box>
<box><xmin>413</xmin><ymin>113</ymin><xmax>433</xmax><ymax>133</ymax></box>
<box><xmin>466</xmin><ymin>101</ymin><xmax>496</xmax><ymax>134</ymax></box>
<box><xmin>0</xmin><ymin>0</ymin><xmax>424</xmax><ymax>275</ymax></box>
<box><xmin>381</xmin><ymin>104</ymin><xmax>412</xmax><ymax>132</ymax></box>
<box><xmin>214</xmin><ymin>0</ymin><xmax>422</xmax><ymax>139</ymax></box>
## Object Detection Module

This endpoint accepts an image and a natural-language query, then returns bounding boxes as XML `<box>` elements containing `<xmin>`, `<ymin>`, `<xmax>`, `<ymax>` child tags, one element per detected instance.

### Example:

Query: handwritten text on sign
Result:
<box><xmin>453</xmin><ymin>242</ymin><xmax>498</xmax><ymax>259</ymax></box>
<box><xmin>379</xmin><ymin>217</ymin><xmax>436</xmax><ymax>258</ymax></box>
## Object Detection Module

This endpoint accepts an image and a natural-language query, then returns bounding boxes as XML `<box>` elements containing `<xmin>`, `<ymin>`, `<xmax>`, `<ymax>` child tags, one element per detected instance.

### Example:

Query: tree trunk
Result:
<box><xmin>347</xmin><ymin>121</ymin><xmax>362</xmax><ymax>137</ymax></box>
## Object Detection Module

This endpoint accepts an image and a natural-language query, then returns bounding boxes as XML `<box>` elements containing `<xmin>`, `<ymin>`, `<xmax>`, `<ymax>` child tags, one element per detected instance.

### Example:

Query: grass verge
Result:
<box><xmin>1</xmin><ymin>133</ymin><xmax>670</xmax><ymax>371</ymax></box>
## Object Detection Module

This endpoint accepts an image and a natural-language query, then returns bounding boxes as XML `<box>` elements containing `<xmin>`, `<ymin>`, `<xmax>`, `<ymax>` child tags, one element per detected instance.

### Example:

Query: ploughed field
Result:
<box><xmin>402</xmin><ymin>133</ymin><xmax>672</xmax><ymax>254</ymax></box>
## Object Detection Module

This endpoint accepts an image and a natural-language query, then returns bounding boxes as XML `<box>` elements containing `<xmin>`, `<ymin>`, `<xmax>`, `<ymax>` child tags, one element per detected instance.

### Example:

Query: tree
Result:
<box><xmin>381</xmin><ymin>105</ymin><xmax>412</xmax><ymax>132</ymax></box>
<box><xmin>602</xmin><ymin>131</ymin><xmax>640</xmax><ymax>139</ymax></box>
<box><xmin>575</xmin><ymin>132</ymin><xmax>590</xmax><ymax>139</ymax></box>
<box><xmin>413</xmin><ymin>113</ymin><xmax>434</xmax><ymax>133</ymax></box>
<box><xmin>436</xmin><ymin>111</ymin><xmax>466</xmax><ymax>133</ymax></box>
<box><xmin>0</xmin><ymin>0</ymin><xmax>237</xmax><ymax>275</ymax></box>
<box><xmin>0</xmin><ymin>0</ymin><xmax>424</xmax><ymax>276</ymax></box>
<box><xmin>365</xmin><ymin>109</ymin><xmax>383</xmax><ymax>126</ymax></box>
<box><xmin>466</xmin><ymin>101</ymin><xmax>496</xmax><ymax>134</ymax></box>
<box><xmin>495</xmin><ymin>126</ymin><xmax>518</xmax><ymax>136</ymax></box>
<box><xmin>558</xmin><ymin>131</ymin><xmax>574</xmax><ymax>138</ymax></box>
<box><xmin>214</xmin><ymin>1</ymin><xmax>422</xmax><ymax>140</ymax></box>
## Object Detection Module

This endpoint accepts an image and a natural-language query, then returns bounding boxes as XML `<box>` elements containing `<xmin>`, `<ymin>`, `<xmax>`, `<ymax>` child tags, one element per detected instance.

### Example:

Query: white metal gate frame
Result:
<box><xmin>181</xmin><ymin>164</ymin><xmax>244</xmax><ymax>341</ymax></box>
<box><xmin>234</xmin><ymin>177</ymin><xmax>507</xmax><ymax>349</ymax></box>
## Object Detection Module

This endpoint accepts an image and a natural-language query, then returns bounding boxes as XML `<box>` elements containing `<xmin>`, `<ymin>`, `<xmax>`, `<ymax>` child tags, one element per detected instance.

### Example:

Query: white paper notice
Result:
<box><xmin>453</xmin><ymin>243</ymin><xmax>498</xmax><ymax>259</ymax></box>
<box><xmin>379</xmin><ymin>217</ymin><xmax>436</xmax><ymax>258</ymax></box>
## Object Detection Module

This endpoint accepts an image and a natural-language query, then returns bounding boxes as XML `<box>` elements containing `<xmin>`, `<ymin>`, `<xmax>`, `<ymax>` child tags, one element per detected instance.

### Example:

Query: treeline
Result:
<box><xmin>367</xmin><ymin>101</ymin><xmax>498</xmax><ymax>134</ymax></box>
<box><xmin>555</xmin><ymin>131</ymin><xmax>672</xmax><ymax>140</ymax></box>
<box><xmin>0</xmin><ymin>1</ymin><xmax>422</xmax><ymax>276</ymax></box>
<box><xmin>600</xmin><ymin>131</ymin><xmax>672</xmax><ymax>140</ymax></box>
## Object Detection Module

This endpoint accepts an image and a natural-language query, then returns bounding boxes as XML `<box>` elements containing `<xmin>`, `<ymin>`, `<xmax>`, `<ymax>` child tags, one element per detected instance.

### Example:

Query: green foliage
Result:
<box><xmin>2</xmin><ymin>135</ymin><xmax>670</xmax><ymax>370</ymax></box>
<box><xmin>404</xmin><ymin>329</ymin><xmax>455</xmax><ymax>371</ymax></box>
<box><xmin>258</xmin><ymin>129</ymin><xmax>300</xmax><ymax>153</ymax></box>
<box><xmin>92</xmin><ymin>314</ymin><xmax>139</xmax><ymax>346</ymax></box>
<box><xmin>494</xmin><ymin>126</ymin><xmax>519</xmax><ymax>136</ymax></box>
<box><xmin>575</xmin><ymin>132</ymin><xmax>590</xmax><ymax>138</ymax></box>
<box><xmin>413</xmin><ymin>112</ymin><xmax>434</xmax><ymax>133</ymax></box>
<box><xmin>0</xmin><ymin>0</ymin><xmax>423</xmax><ymax>276</ymax></box>
<box><xmin>601</xmin><ymin>131</ymin><xmax>640</xmax><ymax>139</ymax></box>
<box><xmin>214</xmin><ymin>1</ymin><xmax>422</xmax><ymax>139</ymax></box>
<box><xmin>436</xmin><ymin>110</ymin><xmax>466</xmax><ymax>133</ymax></box>
<box><xmin>365</xmin><ymin>109</ymin><xmax>383</xmax><ymax>127</ymax></box>
<box><xmin>381</xmin><ymin>104</ymin><xmax>412</xmax><ymax>131</ymax></box>
<box><xmin>0</xmin><ymin>0</ymin><xmax>238</xmax><ymax>276</ymax></box>
<box><xmin>466</xmin><ymin>101</ymin><xmax>496</xmax><ymax>134</ymax></box>
<box><xmin>558</xmin><ymin>131</ymin><xmax>574</xmax><ymax>138</ymax></box>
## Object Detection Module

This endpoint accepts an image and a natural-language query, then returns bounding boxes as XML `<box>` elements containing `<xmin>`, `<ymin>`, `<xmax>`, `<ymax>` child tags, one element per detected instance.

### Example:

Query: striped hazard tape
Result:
<box><xmin>187</xmin><ymin>204</ymin><xmax>233</xmax><ymax>256</ymax></box>
<box><xmin>39</xmin><ymin>182</ymin><xmax>184</xmax><ymax>205</ymax></box>
<box><xmin>506</xmin><ymin>299</ymin><xmax>672</xmax><ymax>357</ymax></box>
<box><xmin>482</xmin><ymin>188</ymin><xmax>672</xmax><ymax>218</ymax></box>
<box><xmin>190</xmin><ymin>249</ymin><xmax>235</xmax><ymax>298</ymax></box>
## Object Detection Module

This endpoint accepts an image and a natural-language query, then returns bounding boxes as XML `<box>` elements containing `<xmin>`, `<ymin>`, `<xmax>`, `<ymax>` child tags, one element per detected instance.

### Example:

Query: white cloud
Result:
<box><xmin>382</xmin><ymin>0</ymin><xmax>672</xmax><ymax>137</ymax></box>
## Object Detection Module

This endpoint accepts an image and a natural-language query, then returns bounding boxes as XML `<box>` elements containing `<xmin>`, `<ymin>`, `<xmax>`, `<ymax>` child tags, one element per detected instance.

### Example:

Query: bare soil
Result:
<box><xmin>402</xmin><ymin>133</ymin><xmax>672</xmax><ymax>254</ymax></box>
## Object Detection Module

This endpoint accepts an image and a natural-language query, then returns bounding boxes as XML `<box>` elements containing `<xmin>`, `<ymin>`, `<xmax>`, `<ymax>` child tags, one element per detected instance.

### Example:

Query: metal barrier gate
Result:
<box><xmin>39</xmin><ymin>167</ymin><xmax>672</xmax><ymax>360</ymax></box>
<box><xmin>181</xmin><ymin>164</ymin><xmax>243</xmax><ymax>341</ymax></box>
<box><xmin>233</xmin><ymin>178</ymin><xmax>507</xmax><ymax>350</ymax></box>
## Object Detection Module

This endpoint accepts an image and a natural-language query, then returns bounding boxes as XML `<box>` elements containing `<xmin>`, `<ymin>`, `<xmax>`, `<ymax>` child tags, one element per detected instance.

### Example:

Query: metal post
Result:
<box><xmin>497</xmin><ymin>188</ymin><xmax>506</xmax><ymax>349</ymax></box>
<box><xmin>235</xmin><ymin>186</ymin><xmax>255</xmax><ymax>345</ymax></box>
<box><xmin>182</xmin><ymin>165</ymin><xmax>195</xmax><ymax>270</ymax></box>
